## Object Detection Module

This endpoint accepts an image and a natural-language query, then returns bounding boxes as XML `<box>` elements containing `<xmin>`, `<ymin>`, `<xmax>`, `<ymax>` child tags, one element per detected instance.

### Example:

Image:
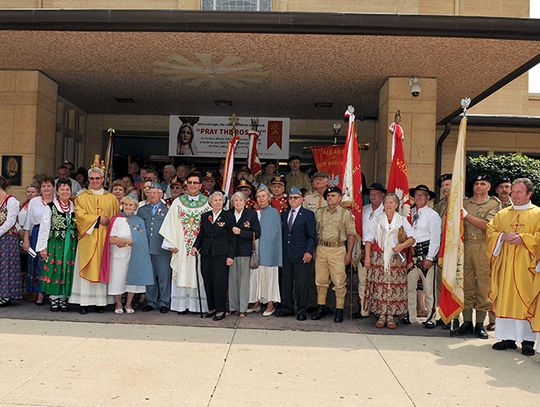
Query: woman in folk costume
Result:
<box><xmin>160</xmin><ymin>171</ymin><xmax>210</xmax><ymax>314</ymax></box>
<box><xmin>247</xmin><ymin>185</ymin><xmax>282</xmax><ymax>316</ymax></box>
<box><xmin>0</xmin><ymin>176</ymin><xmax>22</xmax><ymax>307</ymax></box>
<box><xmin>100</xmin><ymin>195</ymin><xmax>154</xmax><ymax>314</ymax></box>
<box><xmin>17</xmin><ymin>182</ymin><xmax>40</xmax><ymax>233</ymax></box>
<box><xmin>364</xmin><ymin>193</ymin><xmax>415</xmax><ymax>329</ymax></box>
<box><xmin>36</xmin><ymin>179</ymin><xmax>77</xmax><ymax>312</ymax></box>
<box><xmin>69</xmin><ymin>156</ymin><xmax>120</xmax><ymax>314</ymax></box>
<box><xmin>22</xmin><ymin>175</ymin><xmax>55</xmax><ymax>305</ymax></box>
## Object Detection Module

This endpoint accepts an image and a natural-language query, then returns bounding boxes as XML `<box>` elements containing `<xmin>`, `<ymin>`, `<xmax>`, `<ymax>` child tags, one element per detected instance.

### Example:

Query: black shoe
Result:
<box><xmin>275</xmin><ymin>309</ymin><xmax>293</xmax><ymax>317</ymax></box>
<box><xmin>204</xmin><ymin>310</ymin><xmax>216</xmax><ymax>318</ymax></box>
<box><xmin>143</xmin><ymin>305</ymin><xmax>155</xmax><ymax>312</ymax></box>
<box><xmin>79</xmin><ymin>306</ymin><xmax>88</xmax><ymax>315</ymax></box>
<box><xmin>296</xmin><ymin>313</ymin><xmax>307</xmax><ymax>321</ymax></box>
<box><xmin>0</xmin><ymin>298</ymin><xmax>11</xmax><ymax>307</ymax></box>
<box><xmin>213</xmin><ymin>312</ymin><xmax>225</xmax><ymax>321</ymax></box>
<box><xmin>440</xmin><ymin>321</ymin><xmax>451</xmax><ymax>330</ymax></box>
<box><xmin>456</xmin><ymin>321</ymin><xmax>474</xmax><ymax>335</ymax></box>
<box><xmin>492</xmin><ymin>340</ymin><xmax>517</xmax><ymax>351</ymax></box>
<box><xmin>334</xmin><ymin>309</ymin><xmax>344</xmax><ymax>323</ymax></box>
<box><xmin>159</xmin><ymin>306</ymin><xmax>169</xmax><ymax>314</ymax></box>
<box><xmin>311</xmin><ymin>305</ymin><xmax>327</xmax><ymax>320</ymax></box>
<box><xmin>474</xmin><ymin>323</ymin><xmax>489</xmax><ymax>339</ymax></box>
<box><xmin>95</xmin><ymin>306</ymin><xmax>105</xmax><ymax>314</ymax></box>
<box><xmin>60</xmin><ymin>299</ymin><xmax>68</xmax><ymax>312</ymax></box>
<box><xmin>352</xmin><ymin>312</ymin><xmax>368</xmax><ymax>319</ymax></box>
<box><xmin>50</xmin><ymin>298</ymin><xmax>60</xmax><ymax>312</ymax></box>
<box><xmin>423</xmin><ymin>321</ymin><xmax>436</xmax><ymax>329</ymax></box>
<box><xmin>521</xmin><ymin>341</ymin><xmax>536</xmax><ymax>356</ymax></box>
<box><xmin>400</xmin><ymin>315</ymin><xmax>411</xmax><ymax>325</ymax></box>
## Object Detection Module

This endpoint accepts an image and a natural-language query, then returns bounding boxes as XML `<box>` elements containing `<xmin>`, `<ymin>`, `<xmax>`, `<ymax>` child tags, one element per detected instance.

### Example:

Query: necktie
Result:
<box><xmin>288</xmin><ymin>209</ymin><xmax>296</xmax><ymax>230</ymax></box>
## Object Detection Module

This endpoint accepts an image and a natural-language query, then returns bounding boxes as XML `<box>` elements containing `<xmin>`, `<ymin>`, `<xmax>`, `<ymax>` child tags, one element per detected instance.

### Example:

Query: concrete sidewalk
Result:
<box><xmin>0</xmin><ymin>318</ymin><xmax>538</xmax><ymax>407</ymax></box>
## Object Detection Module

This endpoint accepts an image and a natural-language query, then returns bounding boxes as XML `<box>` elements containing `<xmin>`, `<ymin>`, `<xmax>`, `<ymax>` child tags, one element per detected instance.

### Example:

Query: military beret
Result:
<box><xmin>323</xmin><ymin>186</ymin><xmax>342</xmax><ymax>200</ymax></box>
<box><xmin>437</xmin><ymin>173</ymin><xmax>452</xmax><ymax>187</ymax></box>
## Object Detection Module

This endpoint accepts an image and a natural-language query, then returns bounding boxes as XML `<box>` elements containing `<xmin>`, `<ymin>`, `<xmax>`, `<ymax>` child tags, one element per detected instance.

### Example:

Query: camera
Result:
<box><xmin>410</xmin><ymin>77</ymin><xmax>421</xmax><ymax>97</ymax></box>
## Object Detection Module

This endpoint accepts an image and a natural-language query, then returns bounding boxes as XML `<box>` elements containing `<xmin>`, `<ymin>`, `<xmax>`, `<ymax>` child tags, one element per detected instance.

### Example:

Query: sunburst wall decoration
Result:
<box><xmin>154</xmin><ymin>53</ymin><xmax>269</xmax><ymax>89</ymax></box>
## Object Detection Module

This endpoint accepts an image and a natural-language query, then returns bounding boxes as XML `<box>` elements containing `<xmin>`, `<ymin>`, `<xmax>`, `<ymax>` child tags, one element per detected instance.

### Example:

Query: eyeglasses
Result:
<box><xmin>186</xmin><ymin>181</ymin><xmax>200</xmax><ymax>185</ymax></box>
<box><xmin>88</xmin><ymin>177</ymin><xmax>102</xmax><ymax>181</ymax></box>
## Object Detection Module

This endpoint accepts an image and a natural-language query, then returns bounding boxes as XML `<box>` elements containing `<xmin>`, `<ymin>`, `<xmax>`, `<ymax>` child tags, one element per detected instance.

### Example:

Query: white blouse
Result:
<box><xmin>35</xmin><ymin>200</ymin><xmax>75</xmax><ymax>253</ymax></box>
<box><xmin>0</xmin><ymin>196</ymin><xmax>20</xmax><ymax>238</ymax></box>
<box><xmin>23</xmin><ymin>196</ymin><xmax>50</xmax><ymax>231</ymax></box>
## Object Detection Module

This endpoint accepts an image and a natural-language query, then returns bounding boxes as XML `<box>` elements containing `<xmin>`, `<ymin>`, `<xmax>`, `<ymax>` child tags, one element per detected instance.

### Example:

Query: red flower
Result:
<box><xmin>208</xmin><ymin>215</ymin><xmax>213</xmax><ymax>222</ymax></box>
<box><xmin>70</xmin><ymin>261</ymin><xmax>75</xmax><ymax>266</ymax></box>
<box><xmin>49</xmin><ymin>259</ymin><xmax>54</xmax><ymax>264</ymax></box>
<box><xmin>56</xmin><ymin>260</ymin><xmax>62</xmax><ymax>265</ymax></box>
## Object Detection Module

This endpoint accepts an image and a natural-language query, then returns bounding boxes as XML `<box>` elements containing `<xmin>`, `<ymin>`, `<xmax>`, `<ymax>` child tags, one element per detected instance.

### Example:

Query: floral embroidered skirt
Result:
<box><xmin>40</xmin><ymin>235</ymin><xmax>77</xmax><ymax>297</ymax></box>
<box><xmin>364</xmin><ymin>251</ymin><xmax>408</xmax><ymax>316</ymax></box>
<box><xmin>0</xmin><ymin>233</ymin><xmax>22</xmax><ymax>299</ymax></box>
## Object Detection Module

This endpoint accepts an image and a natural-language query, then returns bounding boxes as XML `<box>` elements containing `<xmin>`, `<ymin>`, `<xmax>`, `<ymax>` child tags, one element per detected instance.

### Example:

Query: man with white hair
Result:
<box><xmin>161</xmin><ymin>164</ymin><xmax>176</xmax><ymax>198</ymax></box>
<box><xmin>138</xmin><ymin>183</ymin><xmax>172</xmax><ymax>313</ymax></box>
<box><xmin>69</xmin><ymin>156</ymin><xmax>119</xmax><ymax>314</ymax></box>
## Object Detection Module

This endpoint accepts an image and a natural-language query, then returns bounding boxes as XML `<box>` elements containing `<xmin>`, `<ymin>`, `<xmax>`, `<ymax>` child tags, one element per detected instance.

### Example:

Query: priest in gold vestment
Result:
<box><xmin>486</xmin><ymin>178</ymin><xmax>540</xmax><ymax>356</ymax></box>
<box><xmin>69</xmin><ymin>162</ymin><xmax>119</xmax><ymax>313</ymax></box>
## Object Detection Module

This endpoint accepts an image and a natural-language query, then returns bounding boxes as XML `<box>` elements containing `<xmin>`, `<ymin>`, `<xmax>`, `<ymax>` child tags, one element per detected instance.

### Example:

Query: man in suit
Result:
<box><xmin>137</xmin><ymin>183</ymin><xmax>172</xmax><ymax>313</ymax></box>
<box><xmin>192</xmin><ymin>191</ymin><xmax>237</xmax><ymax>321</ymax></box>
<box><xmin>276</xmin><ymin>186</ymin><xmax>317</xmax><ymax>320</ymax></box>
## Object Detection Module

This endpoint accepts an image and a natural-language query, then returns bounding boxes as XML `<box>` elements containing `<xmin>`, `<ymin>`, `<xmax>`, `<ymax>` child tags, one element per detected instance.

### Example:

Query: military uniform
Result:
<box><xmin>285</xmin><ymin>171</ymin><xmax>311</xmax><ymax>191</ymax></box>
<box><xmin>270</xmin><ymin>195</ymin><xmax>288</xmax><ymax>214</ymax></box>
<box><xmin>314</xmin><ymin>205</ymin><xmax>356</xmax><ymax>311</ymax></box>
<box><xmin>462</xmin><ymin>195</ymin><xmax>501</xmax><ymax>326</ymax></box>
<box><xmin>303</xmin><ymin>192</ymin><xmax>327</xmax><ymax>213</ymax></box>
<box><xmin>137</xmin><ymin>201</ymin><xmax>172</xmax><ymax>310</ymax></box>
<box><xmin>434</xmin><ymin>196</ymin><xmax>448</xmax><ymax>220</ymax></box>
<box><xmin>495</xmin><ymin>196</ymin><xmax>513</xmax><ymax>209</ymax></box>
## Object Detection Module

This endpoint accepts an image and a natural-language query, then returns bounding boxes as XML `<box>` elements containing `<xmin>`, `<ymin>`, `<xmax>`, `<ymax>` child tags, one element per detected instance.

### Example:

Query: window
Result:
<box><xmin>201</xmin><ymin>0</ymin><xmax>272</xmax><ymax>11</ymax></box>
<box><xmin>529</xmin><ymin>0</ymin><xmax>540</xmax><ymax>93</ymax></box>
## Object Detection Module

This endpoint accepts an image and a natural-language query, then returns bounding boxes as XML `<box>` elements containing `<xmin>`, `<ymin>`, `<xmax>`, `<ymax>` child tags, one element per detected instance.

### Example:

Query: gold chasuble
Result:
<box><xmin>75</xmin><ymin>190</ymin><xmax>119</xmax><ymax>282</ymax></box>
<box><xmin>486</xmin><ymin>204</ymin><xmax>540</xmax><ymax>332</ymax></box>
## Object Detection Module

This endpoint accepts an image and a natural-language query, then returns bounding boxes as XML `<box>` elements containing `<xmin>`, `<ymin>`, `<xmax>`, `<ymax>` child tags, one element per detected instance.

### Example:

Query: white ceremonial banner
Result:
<box><xmin>169</xmin><ymin>115</ymin><xmax>290</xmax><ymax>159</ymax></box>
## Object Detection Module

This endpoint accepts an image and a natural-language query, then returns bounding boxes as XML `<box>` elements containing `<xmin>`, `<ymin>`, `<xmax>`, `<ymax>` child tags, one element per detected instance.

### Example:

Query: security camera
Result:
<box><xmin>410</xmin><ymin>77</ymin><xmax>421</xmax><ymax>97</ymax></box>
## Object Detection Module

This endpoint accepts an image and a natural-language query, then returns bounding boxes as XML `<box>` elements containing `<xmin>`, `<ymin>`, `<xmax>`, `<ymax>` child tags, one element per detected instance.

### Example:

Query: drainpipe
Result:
<box><xmin>435</xmin><ymin>122</ymin><xmax>452</xmax><ymax>197</ymax></box>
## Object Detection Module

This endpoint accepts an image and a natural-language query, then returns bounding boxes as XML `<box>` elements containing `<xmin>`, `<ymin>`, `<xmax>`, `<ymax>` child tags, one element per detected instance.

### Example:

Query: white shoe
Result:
<box><xmin>262</xmin><ymin>308</ymin><xmax>275</xmax><ymax>317</ymax></box>
<box><xmin>246</xmin><ymin>305</ymin><xmax>261</xmax><ymax>314</ymax></box>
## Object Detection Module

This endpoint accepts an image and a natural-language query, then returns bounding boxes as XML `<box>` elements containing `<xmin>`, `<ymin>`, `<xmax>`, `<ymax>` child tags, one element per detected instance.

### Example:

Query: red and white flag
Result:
<box><xmin>247</xmin><ymin>130</ymin><xmax>262</xmax><ymax>178</ymax></box>
<box><xmin>387</xmin><ymin>122</ymin><xmax>412</xmax><ymax>224</ymax></box>
<box><xmin>438</xmin><ymin>115</ymin><xmax>467</xmax><ymax>323</ymax></box>
<box><xmin>221</xmin><ymin>135</ymin><xmax>240</xmax><ymax>197</ymax></box>
<box><xmin>340</xmin><ymin>106</ymin><xmax>363</xmax><ymax>237</ymax></box>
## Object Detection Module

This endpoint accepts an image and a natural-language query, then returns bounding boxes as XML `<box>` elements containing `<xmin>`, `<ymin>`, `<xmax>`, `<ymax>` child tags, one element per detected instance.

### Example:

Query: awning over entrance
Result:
<box><xmin>1</xmin><ymin>10</ymin><xmax>540</xmax><ymax>122</ymax></box>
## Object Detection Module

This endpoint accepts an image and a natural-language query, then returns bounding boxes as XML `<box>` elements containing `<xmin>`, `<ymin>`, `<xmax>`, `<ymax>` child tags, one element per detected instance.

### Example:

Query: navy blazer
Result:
<box><xmin>229</xmin><ymin>208</ymin><xmax>261</xmax><ymax>257</ymax></box>
<box><xmin>282</xmin><ymin>206</ymin><xmax>317</xmax><ymax>264</ymax></box>
<box><xmin>137</xmin><ymin>202</ymin><xmax>169</xmax><ymax>255</ymax></box>
<box><xmin>194</xmin><ymin>210</ymin><xmax>237</xmax><ymax>258</ymax></box>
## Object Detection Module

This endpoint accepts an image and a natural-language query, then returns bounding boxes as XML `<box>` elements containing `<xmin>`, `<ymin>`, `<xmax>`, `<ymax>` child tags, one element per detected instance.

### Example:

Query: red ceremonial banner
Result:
<box><xmin>310</xmin><ymin>145</ymin><xmax>344</xmax><ymax>186</ymax></box>
<box><xmin>267</xmin><ymin>121</ymin><xmax>283</xmax><ymax>148</ymax></box>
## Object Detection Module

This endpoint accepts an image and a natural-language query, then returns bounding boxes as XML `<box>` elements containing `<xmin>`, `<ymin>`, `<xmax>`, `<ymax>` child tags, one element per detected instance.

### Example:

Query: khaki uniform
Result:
<box><xmin>433</xmin><ymin>196</ymin><xmax>448</xmax><ymax>308</ymax></box>
<box><xmin>303</xmin><ymin>192</ymin><xmax>327</xmax><ymax>213</ymax></box>
<box><xmin>434</xmin><ymin>196</ymin><xmax>448</xmax><ymax>220</ymax></box>
<box><xmin>315</xmin><ymin>206</ymin><xmax>356</xmax><ymax>309</ymax></box>
<box><xmin>463</xmin><ymin>196</ymin><xmax>501</xmax><ymax>322</ymax></box>
<box><xmin>285</xmin><ymin>172</ymin><xmax>311</xmax><ymax>191</ymax></box>
<box><xmin>494</xmin><ymin>196</ymin><xmax>513</xmax><ymax>209</ymax></box>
